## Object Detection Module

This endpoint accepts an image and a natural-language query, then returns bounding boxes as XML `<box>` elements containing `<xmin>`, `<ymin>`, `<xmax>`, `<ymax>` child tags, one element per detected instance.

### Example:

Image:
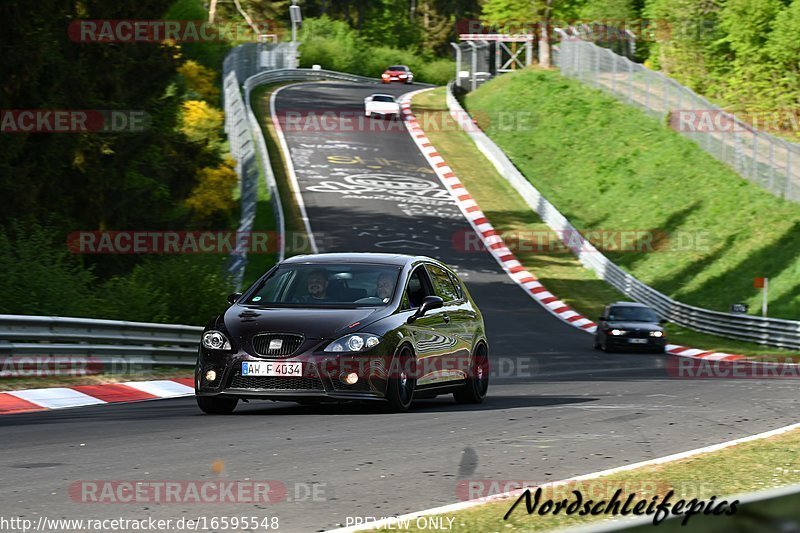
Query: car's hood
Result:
<box><xmin>605</xmin><ymin>321</ymin><xmax>662</xmax><ymax>331</ymax></box>
<box><xmin>222</xmin><ymin>305</ymin><xmax>388</xmax><ymax>340</ymax></box>
<box><xmin>384</xmin><ymin>70</ymin><xmax>407</xmax><ymax>75</ymax></box>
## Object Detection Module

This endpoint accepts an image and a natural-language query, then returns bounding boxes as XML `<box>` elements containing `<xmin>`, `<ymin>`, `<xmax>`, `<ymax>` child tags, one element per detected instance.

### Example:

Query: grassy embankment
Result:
<box><xmin>412</xmin><ymin>80</ymin><xmax>798</xmax><ymax>361</ymax></box>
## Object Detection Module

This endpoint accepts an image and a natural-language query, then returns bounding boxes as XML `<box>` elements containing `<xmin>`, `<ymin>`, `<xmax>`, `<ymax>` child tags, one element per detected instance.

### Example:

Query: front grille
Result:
<box><xmin>623</xmin><ymin>330</ymin><xmax>652</xmax><ymax>339</ymax></box>
<box><xmin>229</xmin><ymin>373</ymin><xmax>324</xmax><ymax>391</ymax></box>
<box><xmin>251</xmin><ymin>333</ymin><xmax>304</xmax><ymax>357</ymax></box>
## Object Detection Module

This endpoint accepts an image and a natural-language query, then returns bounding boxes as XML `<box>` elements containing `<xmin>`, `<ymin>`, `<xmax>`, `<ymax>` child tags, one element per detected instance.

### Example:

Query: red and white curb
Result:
<box><xmin>398</xmin><ymin>91</ymin><xmax>791</xmax><ymax>367</ymax></box>
<box><xmin>0</xmin><ymin>378</ymin><xmax>194</xmax><ymax>415</ymax></box>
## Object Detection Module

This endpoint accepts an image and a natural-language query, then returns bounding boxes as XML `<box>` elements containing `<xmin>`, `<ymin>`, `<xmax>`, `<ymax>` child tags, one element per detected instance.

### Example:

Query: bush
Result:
<box><xmin>101</xmin><ymin>256</ymin><xmax>233</xmax><ymax>325</ymax></box>
<box><xmin>298</xmin><ymin>16</ymin><xmax>454</xmax><ymax>85</ymax></box>
<box><xmin>0</xmin><ymin>223</ymin><xmax>98</xmax><ymax>317</ymax></box>
<box><xmin>0</xmin><ymin>222</ymin><xmax>233</xmax><ymax>325</ymax></box>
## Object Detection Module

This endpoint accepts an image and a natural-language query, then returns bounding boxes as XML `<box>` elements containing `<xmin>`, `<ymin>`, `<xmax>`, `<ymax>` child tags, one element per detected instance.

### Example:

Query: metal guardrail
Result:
<box><xmin>242</xmin><ymin>68</ymin><xmax>380</xmax><ymax>90</ymax></box>
<box><xmin>222</xmin><ymin>60</ymin><xmax>380</xmax><ymax>288</ymax></box>
<box><xmin>446</xmin><ymin>83</ymin><xmax>800</xmax><ymax>350</ymax></box>
<box><xmin>0</xmin><ymin>315</ymin><xmax>202</xmax><ymax>365</ymax></box>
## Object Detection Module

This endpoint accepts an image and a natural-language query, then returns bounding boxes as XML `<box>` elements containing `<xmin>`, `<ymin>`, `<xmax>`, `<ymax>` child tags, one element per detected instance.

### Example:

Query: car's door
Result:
<box><xmin>402</xmin><ymin>264</ymin><xmax>452</xmax><ymax>386</ymax></box>
<box><xmin>424</xmin><ymin>263</ymin><xmax>470</xmax><ymax>383</ymax></box>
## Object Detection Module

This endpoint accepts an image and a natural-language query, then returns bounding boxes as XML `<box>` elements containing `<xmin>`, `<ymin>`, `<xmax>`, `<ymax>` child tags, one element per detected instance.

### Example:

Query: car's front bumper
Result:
<box><xmin>605</xmin><ymin>336</ymin><xmax>666</xmax><ymax>351</ymax></box>
<box><xmin>196</xmin><ymin>345</ymin><xmax>393</xmax><ymax>401</ymax></box>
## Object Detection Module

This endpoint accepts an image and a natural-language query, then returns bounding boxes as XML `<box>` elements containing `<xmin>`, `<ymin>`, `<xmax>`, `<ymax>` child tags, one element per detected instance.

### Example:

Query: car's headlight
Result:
<box><xmin>202</xmin><ymin>330</ymin><xmax>231</xmax><ymax>350</ymax></box>
<box><xmin>324</xmin><ymin>333</ymin><xmax>382</xmax><ymax>352</ymax></box>
<box><xmin>650</xmin><ymin>331</ymin><xmax>664</xmax><ymax>338</ymax></box>
<box><xmin>610</xmin><ymin>329</ymin><xmax>626</xmax><ymax>336</ymax></box>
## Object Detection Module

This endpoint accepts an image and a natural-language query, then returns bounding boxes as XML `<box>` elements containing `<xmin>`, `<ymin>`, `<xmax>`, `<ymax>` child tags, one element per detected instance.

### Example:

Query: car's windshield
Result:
<box><xmin>608</xmin><ymin>306</ymin><xmax>660</xmax><ymax>322</ymax></box>
<box><xmin>373</xmin><ymin>95</ymin><xmax>395</xmax><ymax>103</ymax></box>
<box><xmin>387</xmin><ymin>65</ymin><xmax>406</xmax><ymax>71</ymax></box>
<box><xmin>246</xmin><ymin>264</ymin><xmax>401</xmax><ymax>307</ymax></box>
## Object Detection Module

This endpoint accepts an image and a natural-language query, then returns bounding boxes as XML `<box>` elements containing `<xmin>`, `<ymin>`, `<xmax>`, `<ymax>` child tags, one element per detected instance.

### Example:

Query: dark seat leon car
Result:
<box><xmin>195</xmin><ymin>253</ymin><xmax>489</xmax><ymax>414</ymax></box>
<box><xmin>594</xmin><ymin>301</ymin><xmax>667</xmax><ymax>353</ymax></box>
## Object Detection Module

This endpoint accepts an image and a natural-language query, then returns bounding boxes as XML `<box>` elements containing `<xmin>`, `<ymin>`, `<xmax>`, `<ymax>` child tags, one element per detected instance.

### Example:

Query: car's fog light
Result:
<box><xmin>205</xmin><ymin>370</ymin><xmax>217</xmax><ymax>382</ymax></box>
<box><xmin>342</xmin><ymin>372</ymin><xmax>359</xmax><ymax>385</ymax></box>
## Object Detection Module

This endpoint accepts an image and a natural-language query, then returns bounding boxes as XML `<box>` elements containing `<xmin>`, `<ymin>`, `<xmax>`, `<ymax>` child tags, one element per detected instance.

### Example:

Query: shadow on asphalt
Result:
<box><xmin>232</xmin><ymin>394</ymin><xmax>597</xmax><ymax>416</ymax></box>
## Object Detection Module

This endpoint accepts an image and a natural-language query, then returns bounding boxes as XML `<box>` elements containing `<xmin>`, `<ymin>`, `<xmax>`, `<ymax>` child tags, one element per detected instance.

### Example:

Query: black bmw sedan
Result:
<box><xmin>594</xmin><ymin>301</ymin><xmax>667</xmax><ymax>353</ymax></box>
<box><xmin>195</xmin><ymin>253</ymin><xmax>489</xmax><ymax>414</ymax></box>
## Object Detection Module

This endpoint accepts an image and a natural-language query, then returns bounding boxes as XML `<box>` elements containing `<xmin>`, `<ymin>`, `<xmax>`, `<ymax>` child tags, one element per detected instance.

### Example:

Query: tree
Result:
<box><xmin>481</xmin><ymin>0</ymin><xmax>583</xmax><ymax>67</ymax></box>
<box><xmin>185</xmin><ymin>159</ymin><xmax>239</xmax><ymax>227</ymax></box>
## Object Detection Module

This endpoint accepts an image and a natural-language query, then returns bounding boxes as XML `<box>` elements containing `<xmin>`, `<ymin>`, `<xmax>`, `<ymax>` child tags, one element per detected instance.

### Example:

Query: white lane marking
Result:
<box><xmin>121</xmin><ymin>380</ymin><xmax>194</xmax><ymax>398</ymax></box>
<box><xmin>324</xmin><ymin>420</ymin><xmax>800</xmax><ymax>532</ymax></box>
<box><xmin>270</xmin><ymin>84</ymin><xmax>319</xmax><ymax>254</ymax></box>
<box><xmin>8</xmin><ymin>388</ymin><xmax>106</xmax><ymax>409</ymax></box>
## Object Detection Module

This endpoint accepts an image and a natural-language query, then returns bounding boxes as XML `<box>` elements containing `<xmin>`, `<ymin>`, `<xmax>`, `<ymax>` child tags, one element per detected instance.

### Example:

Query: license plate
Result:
<box><xmin>628</xmin><ymin>338</ymin><xmax>648</xmax><ymax>344</ymax></box>
<box><xmin>242</xmin><ymin>361</ymin><xmax>303</xmax><ymax>376</ymax></box>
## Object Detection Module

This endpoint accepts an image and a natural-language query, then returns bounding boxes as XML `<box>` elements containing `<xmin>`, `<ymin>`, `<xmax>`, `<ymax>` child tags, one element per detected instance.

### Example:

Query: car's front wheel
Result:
<box><xmin>386</xmin><ymin>346</ymin><xmax>416</xmax><ymax>412</ymax></box>
<box><xmin>454</xmin><ymin>344</ymin><xmax>489</xmax><ymax>404</ymax></box>
<box><xmin>196</xmin><ymin>395</ymin><xmax>238</xmax><ymax>415</ymax></box>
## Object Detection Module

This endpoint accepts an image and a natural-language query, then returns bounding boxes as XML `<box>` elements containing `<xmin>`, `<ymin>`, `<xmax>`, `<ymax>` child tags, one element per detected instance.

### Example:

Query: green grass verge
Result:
<box><xmin>372</xmin><ymin>427</ymin><xmax>800</xmax><ymax>532</ymax></box>
<box><xmin>461</xmin><ymin>69</ymin><xmax>800</xmax><ymax>322</ymax></box>
<box><xmin>411</xmin><ymin>88</ymin><xmax>797</xmax><ymax>362</ymax></box>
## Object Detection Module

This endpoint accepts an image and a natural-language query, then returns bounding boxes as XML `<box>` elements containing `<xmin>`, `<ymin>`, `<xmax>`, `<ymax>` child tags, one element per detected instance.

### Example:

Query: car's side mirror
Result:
<box><xmin>659</xmin><ymin>318</ymin><xmax>668</xmax><ymax>325</ymax></box>
<box><xmin>227</xmin><ymin>292</ymin><xmax>242</xmax><ymax>305</ymax></box>
<box><xmin>598</xmin><ymin>316</ymin><xmax>607</xmax><ymax>321</ymax></box>
<box><xmin>408</xmin><ymin>295</ymin><xmax>444</xmax><ymax>323</ymax></box>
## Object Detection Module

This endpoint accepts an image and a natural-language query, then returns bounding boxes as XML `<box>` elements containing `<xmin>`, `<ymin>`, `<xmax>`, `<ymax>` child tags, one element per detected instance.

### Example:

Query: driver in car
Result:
<box><xmin>301</xmin><ymin>269</ymin><xmax>335</xmax><ymax>303</ymax></box>
<box><xmin>376</xmin><ymin>273</ymin><xmax>395</xmax><ymax>301</ymax></box>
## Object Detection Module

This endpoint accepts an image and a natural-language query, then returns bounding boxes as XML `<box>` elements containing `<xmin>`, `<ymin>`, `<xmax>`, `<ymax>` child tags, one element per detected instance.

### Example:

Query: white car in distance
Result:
<box><xmin>364</xmin><ymin>94</ymin><xmax>401</xmax><ymax>120</ymax></box>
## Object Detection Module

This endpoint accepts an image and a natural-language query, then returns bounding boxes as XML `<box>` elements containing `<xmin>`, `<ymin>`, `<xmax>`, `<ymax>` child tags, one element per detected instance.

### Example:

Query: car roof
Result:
<box><xmin>282</xmin><ymin>253</ymin><xmax>432</xmax><ymax>267</ymax></box>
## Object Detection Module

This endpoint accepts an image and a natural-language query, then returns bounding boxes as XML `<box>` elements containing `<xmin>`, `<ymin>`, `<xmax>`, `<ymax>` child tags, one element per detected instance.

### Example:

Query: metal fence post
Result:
<box><xmin>627</xmin><ymin>58</ymin><xmax>633</xmax><ymax>103</ymax></box>
<box><xmin>611</xmin><ymin>49</ymin><xmax>617</xmax><ymax>92</ymax></box>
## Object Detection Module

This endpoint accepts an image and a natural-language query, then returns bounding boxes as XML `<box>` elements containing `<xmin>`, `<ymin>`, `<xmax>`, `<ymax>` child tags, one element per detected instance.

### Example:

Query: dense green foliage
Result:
<box><xmin>0</xmin><ymin>0</ymin><xmax>236</xmax><ymax>323</ymax></box>
<box><xmin>297</xmin><ymin>16</ymin><xmax>454</xmax><ymax>85</ymax></box>
<box><xmin>0</xmin><ymin>223</ymin><xmax>232</xmax><ymax>324</ymax></box>
<box><xmin>466</xmin><ymin>69</ymin><xmax>800</xmax><ymax>319</ymax></box>
<box><xmin>643</xmin><ymin>0</ymin><xmax>800</xmax><ymax>139</ymax></box>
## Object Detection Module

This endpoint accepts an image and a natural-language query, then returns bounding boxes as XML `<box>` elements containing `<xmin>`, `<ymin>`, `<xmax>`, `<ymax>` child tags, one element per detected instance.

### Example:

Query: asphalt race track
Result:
<box><xmin>2</xmin><ymin>82</ymin><xmax>798</xmax><ymax>532</ymax></box>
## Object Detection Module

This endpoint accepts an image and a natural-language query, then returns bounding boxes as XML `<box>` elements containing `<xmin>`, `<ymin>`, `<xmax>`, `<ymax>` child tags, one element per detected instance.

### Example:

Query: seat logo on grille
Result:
<box><xmin>268</xmin><ymin>339</ymin><xmax>284</xmax><ymax>351</ymax></box>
